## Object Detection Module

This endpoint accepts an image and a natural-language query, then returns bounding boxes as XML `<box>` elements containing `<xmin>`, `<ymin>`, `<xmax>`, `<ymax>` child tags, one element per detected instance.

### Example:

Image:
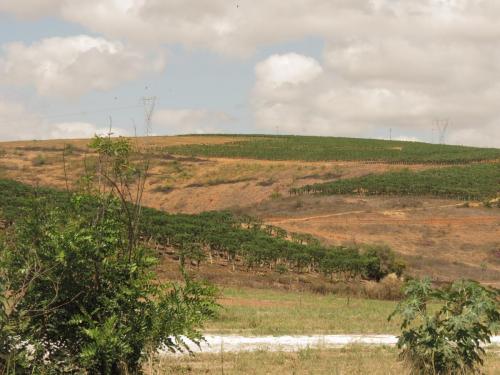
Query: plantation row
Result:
<box><xmin>164</xmin><ymin>135</ymin><xmax>500</xmax><ymax>164</ymax></box>
<box><xmin>0</xmin><ymin>178</ymin><xmax>403</xmax><ymax>281</ymax></box>
<box><xmin>290</xmin><ymin>163</ymin><xmax>500</xmax><ymax>201</ymax></box>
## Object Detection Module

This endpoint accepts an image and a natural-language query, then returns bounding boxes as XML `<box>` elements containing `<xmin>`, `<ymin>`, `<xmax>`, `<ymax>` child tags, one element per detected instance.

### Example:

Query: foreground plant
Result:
<box><xmin>389</xmin><ymin>278</ymin><xmax>500</xmax><ymax>375</ymax></box>
<box><xmin>0</xmin><ymin>136</ymin><xmax>218</xmax><ymax>374</ymax></box>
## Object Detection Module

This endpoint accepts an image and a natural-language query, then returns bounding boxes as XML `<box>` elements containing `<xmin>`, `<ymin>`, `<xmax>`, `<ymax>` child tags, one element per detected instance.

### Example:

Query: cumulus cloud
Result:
<box><xmin>0</xmin><ymin>0</ymin><xmax>64</xmax><ymax>17</ymax></box>
<box><xmin>152</xmin><ymin>109</ymin><xmax>232</xmax><ymax>135</ymax></box>
<box><xmin>3</xmin><ymin>1</ymin><xmax>500</xmax><ymax>56</ymax></box>
<box><xmin>0</xmin><ymin>98</ymin><xmax>128</xmax><ymax>141</ymax></box>
<box><xmin>252</xmin><ymin>50</ymin><xmax>500</xmax><ymax>147</ymax></box>
<box><xmin>0</xmin><ymin>35</ymin><xmax>165</xmax><ymax>97</ymax></box>
<box><xmin>2</xmin><ymin>1</ymin><xmax>500</xmax><ymax>146</ymax></box>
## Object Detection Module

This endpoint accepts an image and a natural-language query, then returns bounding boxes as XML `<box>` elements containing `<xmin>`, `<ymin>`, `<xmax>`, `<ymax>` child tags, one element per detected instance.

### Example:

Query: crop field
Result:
<box><xmin>0</xmin><ymin>178</ymin><xmax>403</xmax><ymax>284</ymax></box>
<box><xmin>290</xmin><ymin>163</ymin><xmax>500</xmax><ymax>201</ymax></box>
<box><xmin>1</xmin><ymin>136</ymin><xmax>499</xmax><ymax>288</ymax></box>
<box><xmin>164</xmin><ymin>135</ymin><xmax>500</xmax><ymax>164</ymax></box>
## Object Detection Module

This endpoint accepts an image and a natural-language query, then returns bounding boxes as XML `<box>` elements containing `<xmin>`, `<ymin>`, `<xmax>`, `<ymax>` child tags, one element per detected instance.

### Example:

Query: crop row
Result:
<box><xmin>290</xmin><ymin>163</ymin><xmax>500</xmax><ymax>201</ymax></box>
<box><xmin>0</xmin><ymin>178</ymin><xmax>403</xmax><ymax>281</ymax></box>
<box><xmin>164</xmin><ymin>135</ymin><xmax>500</xmax><ymax>164</ymax></box>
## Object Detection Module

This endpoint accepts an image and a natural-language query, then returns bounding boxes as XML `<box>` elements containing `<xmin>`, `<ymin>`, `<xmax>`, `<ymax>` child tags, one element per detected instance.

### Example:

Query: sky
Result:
<box><xmin>0</xmin><ymin>1</ymin><xmax>499</xmax><ymax>147</ymax></box>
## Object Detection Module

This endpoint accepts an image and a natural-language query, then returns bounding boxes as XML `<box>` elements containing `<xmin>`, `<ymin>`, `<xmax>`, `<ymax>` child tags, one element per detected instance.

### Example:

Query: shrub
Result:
<box><xmin>389</xmin><ymin>278</ymin><xmax>500</xmax><ymax>375</ymax></box>
<box><xmin>32</xmin><ymin>154</ymin><xmax>47</xmax><ymax>166</ymax></box>
<box><xmin>361</xmin><ymin>245</ymin><xmax>406</xmax><ymax>281</ymax></box>
<box><xmin>0</xmin><ymin>136</ymin><xmax>218</xmax><ymax>374</ymax></box>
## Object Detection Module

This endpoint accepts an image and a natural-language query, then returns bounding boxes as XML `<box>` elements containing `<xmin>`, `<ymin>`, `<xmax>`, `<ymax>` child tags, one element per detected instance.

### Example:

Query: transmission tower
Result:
<box><xmin>434</xmin><ymin>119</ymin><xmax>450</xmax><ymax>144</ymax></box>
<box><xmin>142</xmin><ymin>97</ymin><xmax>156</xmax><ymax>136</ymax></box>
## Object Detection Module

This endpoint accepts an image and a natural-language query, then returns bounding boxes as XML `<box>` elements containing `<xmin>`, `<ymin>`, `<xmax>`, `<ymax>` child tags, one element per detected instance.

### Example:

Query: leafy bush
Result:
<box><xmin>362</xmin><ymin>245</ymin><xmax>406</xmax><ymax>281</ymax></box>
<box><xmin>389</xmin><ymin>279</ymin><xmax>500</xmax><ymax>374</ymax></box>
<box><xmin>0</xmin><ymin>136</ymin><xmax>218</xmax><ymax>374</ymax></box>
<box><xmin>31</xmin><ymin>154</ymin><xmax>47</xmax><ymax>166</ymax></box>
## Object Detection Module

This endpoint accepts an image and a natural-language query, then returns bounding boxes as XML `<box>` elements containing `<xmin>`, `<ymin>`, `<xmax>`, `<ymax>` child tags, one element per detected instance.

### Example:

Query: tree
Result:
<box><xmin>362</xmin><ymin>245</ymin><xmax>405</xmax><ymax>281</ymax></box>
<box><xmin>0</xmin><ymin>136</ymin><xmax>218</xmax><ymax>374</ymax></box>
<box><xmin>389</xmin><ymin>278</ymin><xmax>500</xmax><ymax>375</ymax></box>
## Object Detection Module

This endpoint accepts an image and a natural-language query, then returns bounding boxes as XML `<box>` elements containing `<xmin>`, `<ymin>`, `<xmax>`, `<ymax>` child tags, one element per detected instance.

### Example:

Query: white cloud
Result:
<box><xmin>2</xmin><ymin>1</ymin><xmax>500</xmax><ymax>146</ymax></box>
<box><xmin>0</xmin><ymin>35</ymin><xmax>165</xmax><ymax>97</ymax></box>
<box><xmin>152</xmin><ymin>109</ymin><xmax>232</xmax><ymax>135</ymax></box>
<box><xmin>255</xmin><ymin>53</ymin><xmax>323</xmax><ymax>89</ymax></box>
<box><xmin>0</xmin><ymin>98</ymin><xmax>128</xmax><ymax>141</ymax></box>
<box><xmin>252</xmin><ymin>51</ymin><xmax>500</xmax><ymax>147</ymax></box>
<box><xmin>3</xmin><ymin>1</ymin><xmax>499</xmax><ymax>56</ymax></box>
<box><xmin>0</xmin><ymin>0</ymin><xmax>64</xmax><ymax>17</ymax></box>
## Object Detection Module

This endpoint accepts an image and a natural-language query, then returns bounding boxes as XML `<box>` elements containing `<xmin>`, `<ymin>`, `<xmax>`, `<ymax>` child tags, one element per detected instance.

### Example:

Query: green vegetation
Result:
<box><xmin>0</xmin><ymin>197</ymin><xmax>217</xmax><ymax>374</ymax></box>
<box><xmin>0</xmin><ymin>179</ymin><xmax>404</xmax><ymax>283</ymax></box>
<box><xmin>165</xmin><ymin>135</ymin><xmax>500</xmax><ymax>164</ymax></box>
<box><xmin>290</xmin><ymin>163</ymin><xmax>500</xmax><ymax>200</ymax></box>
<box><xmin>390</xmin><ymin>279</ymin><xmax>500</xmax><ymax>374</ymax></box>
<box><xmin>208</xmin><ymin>288</ymin><xmax>400</xmax><ymax>335</ymax></box>
<box><xmin>31</xmin><ymin>154</ymin><xmax>47</xmax><ymax>166</ymax></box>
<box><xmin>0</xmin><ymin>136</ymin><xmax>218</xmax><ymax>374</ymax></box>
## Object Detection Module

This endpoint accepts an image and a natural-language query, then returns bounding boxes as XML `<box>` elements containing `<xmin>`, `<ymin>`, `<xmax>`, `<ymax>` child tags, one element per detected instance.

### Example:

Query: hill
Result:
<box><xmin>164</xmin><ymin>134</ymin><xmax>500</xmax><ymax>163</ymax></box>
<box><xmin>0</xmin><ymin>134</ymin><xmax>499</xmax><ymax>287</ymax></box>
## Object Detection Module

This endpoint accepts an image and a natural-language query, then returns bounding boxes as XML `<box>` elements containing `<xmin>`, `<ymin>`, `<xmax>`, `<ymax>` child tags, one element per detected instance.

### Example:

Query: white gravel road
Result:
<box><xmin>167</xmin><ymin>335</ymin><xmax>500</xmax><ymax>354</ymax></box>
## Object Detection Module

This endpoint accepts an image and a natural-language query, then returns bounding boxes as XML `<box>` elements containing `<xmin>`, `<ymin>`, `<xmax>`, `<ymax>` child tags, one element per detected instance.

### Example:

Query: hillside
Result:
<box><xmin>0</xmin><ymin>135</ymin><xmax>499</xmax><ymax>287</ymax></box>
<box><xmin>164</xmin><ymin>134</ymin><xmax>500</xmax><ymax>163</ymax></box>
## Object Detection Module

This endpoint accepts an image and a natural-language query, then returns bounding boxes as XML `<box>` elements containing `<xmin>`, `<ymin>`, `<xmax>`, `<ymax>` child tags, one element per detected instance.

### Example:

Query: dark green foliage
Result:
<box><xmin>362</xmin><ymin>245</ymin><xmax>406</xmax><ymax>281</ymax></box>
<box><xmin>0</xmin><ymin>195</ymin><xmax>218</xmax><ymax>374</ymax></box>
<box><xmin>1</xmin><ymin>135</ymin><xmax>218</xmax><ymax>374</ymax></box>
<box><xmin>389</xmin><ymin>279</ymin><xmax>500</xmax><ymax>374</ymax></box>
<box><xmin>165</xmin><ymin>135</ymin><xmax>500</xmax><ymax>164</ymax></box>
<box><xmin>31</xmin><ymin>154</ymin><xmax>47</xmax><ymax>166</ymax></box>
<box><xmin>0</xmin><ymin>178</ymin><xmax>404</xmax><ymax>283</ymax></box>
<box><xmin>290</xmin><ymin>163</ymin><xmax>500</xmax><ymax>201</ymax></box>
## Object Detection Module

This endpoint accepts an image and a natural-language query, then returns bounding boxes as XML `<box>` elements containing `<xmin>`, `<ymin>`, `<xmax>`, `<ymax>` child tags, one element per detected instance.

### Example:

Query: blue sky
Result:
<box><xmin>0</xmin><ymin>1</ymin><xmax>499</xmax><ymax>147</ymax></box>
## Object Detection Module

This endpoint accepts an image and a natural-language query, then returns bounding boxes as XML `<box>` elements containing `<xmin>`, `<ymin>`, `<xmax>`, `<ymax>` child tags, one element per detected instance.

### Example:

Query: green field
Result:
<box><xmin>208</xmin><ymin>288</ymin><xmax>400</xmax><ymax>335</ymax></box>
<box><xmin>290</xmin><ymin>163</ymin><xmax>500</xmax><ymax>201</ymax></box>
<box><xmin>164</xmin><ymin>135</ymin><xmax>500</xmax><ymax>164</ymax></box>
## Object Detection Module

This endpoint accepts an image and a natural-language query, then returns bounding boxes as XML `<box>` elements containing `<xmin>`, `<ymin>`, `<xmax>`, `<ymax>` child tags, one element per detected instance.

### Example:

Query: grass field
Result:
<box><xmin>164</xmin><ymin>135</ymin><xmax>500</xmax><ymax>164</ymax></box>
<box><xmin>147</xmin><ymin>346</ymin><xmax>500</xmax><ymax>374</ymax></box>
<box><xmin>208</xmin><ymin>288</ymin><xmax>400</xmax><ymax>335</ymax></box>
<box><xmin>290</xmin><ymin>163</ymin><xmax>500</xmax><ymax>201</ymax></box>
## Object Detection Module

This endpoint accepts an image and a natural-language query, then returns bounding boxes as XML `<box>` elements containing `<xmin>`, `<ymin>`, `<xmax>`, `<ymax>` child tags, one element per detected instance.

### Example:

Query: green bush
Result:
<box><xmin>0</xmin><ymin>136</ymin><xmax>219</xmax><ymax>374</ymax></box>
<box><xmin>0</xmin><ymin>194</ymin><xmax>218</xmax><ymax>374</ymax></box>
<box><xmin>361</xmin><ymin>245</ymin><xmax>406</xmax><ymax>281</ymax></box>
<box><xmin>389</xmin><ymin>279</ymin><xmax>500</xmax><ymax>374</ymax></box>
<box><xmin>31</xmin><ymin>154</ymin><xmax>47</xmax><ymax>166</ymax></box>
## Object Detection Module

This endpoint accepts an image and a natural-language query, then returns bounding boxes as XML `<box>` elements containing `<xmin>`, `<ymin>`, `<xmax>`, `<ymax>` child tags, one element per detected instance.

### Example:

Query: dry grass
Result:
<box><xmin>145</xmin><ymin>346</ymin><xmax>500</xmax><ymax>375</ymax></box>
